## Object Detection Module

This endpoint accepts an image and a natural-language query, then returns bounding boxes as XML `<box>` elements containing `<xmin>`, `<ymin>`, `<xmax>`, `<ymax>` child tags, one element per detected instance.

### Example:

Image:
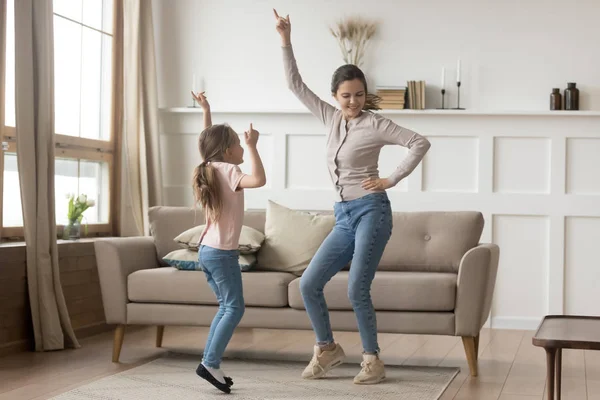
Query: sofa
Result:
<box><xmin>94</xmin><ymin>205</ymin><xmax>499</xmax><ymax>377</ymax></box>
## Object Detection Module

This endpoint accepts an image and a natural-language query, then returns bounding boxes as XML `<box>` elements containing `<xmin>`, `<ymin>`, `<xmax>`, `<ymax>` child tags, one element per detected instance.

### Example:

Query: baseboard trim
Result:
<box><xmin>0</xmin><ymin>339</ymin><xmax>30</xmax><ymax>357</ymax></box>
<box><xmin>490</xmin><ymin>316</ymin><xmax>543</xmax><ymax>330</ymax></box>
<box><xmin>0</xmin><ymin>323</ymin><xmax>113</xmax><ymax>358</ymax></box>
<box><xmin>75</xmin><ymin>322</ymin><xmax>115</xmax><ymax>339</ymax></box>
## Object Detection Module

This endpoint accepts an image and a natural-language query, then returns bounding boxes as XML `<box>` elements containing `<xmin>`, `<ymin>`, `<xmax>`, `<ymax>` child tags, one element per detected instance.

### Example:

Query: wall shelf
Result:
<box><xmin>160</xmin><ymin>107</ymin><xmax>600</xmax><ymax>117</ymax></box>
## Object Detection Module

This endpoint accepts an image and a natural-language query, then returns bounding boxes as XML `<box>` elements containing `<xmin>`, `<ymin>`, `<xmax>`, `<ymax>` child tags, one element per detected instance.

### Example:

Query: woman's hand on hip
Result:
<box><xmin>273</xmin><ymin>9</ymin><xmax>291</xmax><ymax>46</ymax></box>
<box><xmin>361</xmin><ymin>177</ymin><xmax>393</xmax><ymax>191</ymax></box>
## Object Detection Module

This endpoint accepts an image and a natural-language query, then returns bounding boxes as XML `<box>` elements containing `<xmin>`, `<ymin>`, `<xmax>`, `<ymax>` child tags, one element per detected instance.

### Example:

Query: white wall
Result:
<box><xmin>152</xmin><ymin>0</ymin><xmax>600</xmax><ymax>111</ymax></box>
<box><xmin>152</xmin><ymin>0</ymin><xmax>600</xmax><ymax>330</ymax></box>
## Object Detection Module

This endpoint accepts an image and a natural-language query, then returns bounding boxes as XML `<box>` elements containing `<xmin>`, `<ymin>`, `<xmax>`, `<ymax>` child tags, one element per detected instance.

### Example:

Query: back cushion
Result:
<box><xmin>147</xmin><ymin>207</ymin><xmax>483</xmax><ymax>272</ymax></box>
<box><xmin>377</xmin><ymin>211</ymin><xmax>484</xmax><ymax>273</ymax></box>
<box><xmin>148</xmin><ymin>206</ymin><xmax>266</xmax><ymax>263</ymax></box>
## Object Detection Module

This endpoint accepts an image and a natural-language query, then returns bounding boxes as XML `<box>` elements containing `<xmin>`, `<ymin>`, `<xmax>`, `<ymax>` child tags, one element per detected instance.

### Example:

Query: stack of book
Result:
<box><xmin>376</xmin><ymin>86</ymin><xmax>406</xmax><ymax>110</ymax></box>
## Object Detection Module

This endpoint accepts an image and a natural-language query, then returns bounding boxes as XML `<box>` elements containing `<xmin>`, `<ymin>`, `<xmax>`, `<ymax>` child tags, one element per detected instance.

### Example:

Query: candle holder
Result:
<box><xmin>436</xmin><ymin>89</ymin><xmax>446</xmax><ymax>109</ymax></box>
<box><xmin>188</xmin><ymin>92</ymin><xmax>198</xmax><ymax>108</ymax></box>
<box><xmin>452</xmin><ymin>81</ymin><xmax>465</xmax><ymax>110</ymax></box>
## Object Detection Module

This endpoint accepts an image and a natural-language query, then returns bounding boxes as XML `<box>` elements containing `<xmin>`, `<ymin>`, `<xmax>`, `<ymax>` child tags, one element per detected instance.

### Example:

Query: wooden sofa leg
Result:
<box><xmin>462</xmin><ymin>336</ymin><xmax>479</xmax><ymax>377</ymax></box>
<box><xmin>156</xmin><ymin>325</ymin><xmax>165</xmax><ymax>348</ymax></box>
<box><xmin>112</xmin><ymin>325</ymin><xmax>125</xmax><ymax>363</ymax></box>
<box><xmin>474</xmin><ymin>334</ymin><xmax>480</xmax><ymax>360</ymax></box>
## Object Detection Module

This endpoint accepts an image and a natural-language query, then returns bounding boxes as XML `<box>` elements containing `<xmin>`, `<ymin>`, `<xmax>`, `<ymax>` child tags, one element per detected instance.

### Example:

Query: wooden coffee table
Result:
<box><xmin>532</xmin><ymin>315</ymin><xmax>600</xmax><ymax>400</ymax></box>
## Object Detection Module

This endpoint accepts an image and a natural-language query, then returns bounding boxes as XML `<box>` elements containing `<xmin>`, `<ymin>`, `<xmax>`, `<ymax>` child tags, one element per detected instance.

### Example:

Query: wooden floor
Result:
<box><xmin>1</xmin><ymin>326</ymin><xmax>600</xmax><ymax>399</ymax></box>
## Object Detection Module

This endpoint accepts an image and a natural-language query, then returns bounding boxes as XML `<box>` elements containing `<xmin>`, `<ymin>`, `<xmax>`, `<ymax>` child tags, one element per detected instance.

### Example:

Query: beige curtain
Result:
<box><xmin>14</xmin><ymin>0</ymin><xmax>79</xmax><ymax>351</ymax></box>
<box><xmin>120</xmin><ymin>0</ymin><xmax>163</xmax><ymax>236</ymax></box>
<box><xmin>0</xmin><ymin>0</ymin><xmax>6</xmax><ymax>240</ymax></box>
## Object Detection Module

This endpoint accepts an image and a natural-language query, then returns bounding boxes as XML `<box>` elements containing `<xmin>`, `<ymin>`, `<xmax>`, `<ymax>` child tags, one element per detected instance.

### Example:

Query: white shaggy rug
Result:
<box><xmin>51</xmin><ymin>353</ymin><xmax>459</xmax><ymax>399</ymax></box>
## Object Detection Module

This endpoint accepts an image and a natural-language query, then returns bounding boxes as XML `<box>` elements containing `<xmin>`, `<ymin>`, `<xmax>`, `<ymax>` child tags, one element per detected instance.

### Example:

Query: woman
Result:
<box><xmin>274</xmin><ymin>10</ymin><xmax>431</xmax><ymax>385</ymax></box>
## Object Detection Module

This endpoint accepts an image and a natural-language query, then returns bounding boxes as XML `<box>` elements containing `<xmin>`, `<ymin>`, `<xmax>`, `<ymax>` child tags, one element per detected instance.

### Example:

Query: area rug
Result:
<box><xmin>50</xmin><ymin>353</ymin><xmax>459</xmax><ymax>399</ymax></box>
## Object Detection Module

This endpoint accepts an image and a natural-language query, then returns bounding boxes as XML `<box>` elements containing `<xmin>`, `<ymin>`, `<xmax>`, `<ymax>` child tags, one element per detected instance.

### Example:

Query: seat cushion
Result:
<box><xmin>128</xmin><ymin>268</ymin><xmax>295</xmax><ymax>307</ymax></box>
<box><xmin>288</xmin><ymin>271</ymin><xmax>456</xmax><ymax>312</ymax></box>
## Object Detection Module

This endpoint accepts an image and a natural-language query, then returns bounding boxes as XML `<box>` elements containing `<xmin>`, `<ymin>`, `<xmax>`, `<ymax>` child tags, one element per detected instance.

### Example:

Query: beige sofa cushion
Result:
<box><xmin>288</xmin><ymin>271</ymin><xmax>456</xmax><ymax>312</ymax></box>
<box><xmin>128</xmin><ymin>268</ymin><xmax>295</xmax><ymax>307</ymax></box>
<box><xmin>174</xmin><ymin>224</ymin><xmax>265</xmax><ymax>253</ymax></box>
<box><xmin>377</xmin><ymin>211</ymin><xmax>484</xmax><ymax>273</ymax></box>
<box><xmin>149</xmin><ymin>206</ymin><xmax>200</xmax><ymax>262</ymax></box>
<box><xmin>256</xmin><ymin>201</ymin><xmax>335</xmax><ymax>275</ymax></box>
<box><xmin>148</xmin><ymin>206</ymin><xmax>266</xmax><ymax>264</ymax></box>
<box><xmin>148</xmin><ymin>207</ymin><xmax>482</xmax><ymax>273</ymax></box>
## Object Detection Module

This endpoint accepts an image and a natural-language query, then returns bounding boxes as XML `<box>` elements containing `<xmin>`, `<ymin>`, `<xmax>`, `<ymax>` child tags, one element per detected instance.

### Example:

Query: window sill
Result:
<box><xmin>0</xmin><ymin>237</ymin><xmax>118</xmax><ymax>248</ymax></box>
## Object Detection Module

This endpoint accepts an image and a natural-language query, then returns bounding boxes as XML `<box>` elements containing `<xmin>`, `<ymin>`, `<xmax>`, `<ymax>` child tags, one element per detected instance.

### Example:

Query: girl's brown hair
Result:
<box><xmin>193</xmin><ymin>124</ymin><xmax>239</xmax><ymax>223</ymax></box>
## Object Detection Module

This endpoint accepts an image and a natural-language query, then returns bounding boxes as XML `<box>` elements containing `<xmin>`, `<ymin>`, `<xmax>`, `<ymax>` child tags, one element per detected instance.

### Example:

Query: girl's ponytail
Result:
<box><xmin>193</xmin><ymin>161</ymin><xmax>222</xmax><ymax>223</ymax></box>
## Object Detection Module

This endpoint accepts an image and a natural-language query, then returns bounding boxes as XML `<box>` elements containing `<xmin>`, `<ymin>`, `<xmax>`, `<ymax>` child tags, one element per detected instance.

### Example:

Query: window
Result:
<box><xmin>2</xmin><ymin>152</ymin><xmax>20</xmax><ymax>227</ymax></box>
<box><xmin>1</xmin><ymin>0</ymin><xmax>19</xmax><ymax>238</ymax></box>
<box><xmin>1</xmin><ymin>0</ymin><xmax>117</xmax><ymax>240</ymax></box>
<box><xmin>4</xmin><ymin>0</ymin><xmax>14</xmax><ymax>128</ymax></box>
<box><xmin>53</xmin><ymin>0</ymin><xmax>113</xmax><ymax>141</ymax></box>
<box><xmin>54</xmin><ymin>158</ymin><xmax>111</xmax><ymax>225</ymax></box>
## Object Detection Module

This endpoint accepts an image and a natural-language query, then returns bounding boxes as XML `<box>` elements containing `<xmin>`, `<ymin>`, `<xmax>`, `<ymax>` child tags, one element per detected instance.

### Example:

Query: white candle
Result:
<box><xmin>456</xmin><ymin>59</ymin><xmax>461</xmax><ymax>82</ymax></box>
<box><xmin>441</xmin><ymin>67</ymin><xmax>446</xmax><ymax>89</ymax></box>
<box><xmin>192</xmin><ymin>73</ymin><xmax>197</xmax><ymax>90</ymax></box>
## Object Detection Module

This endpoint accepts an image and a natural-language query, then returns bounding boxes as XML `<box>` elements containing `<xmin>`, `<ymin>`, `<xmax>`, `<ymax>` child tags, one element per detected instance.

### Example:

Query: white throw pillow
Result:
<box><xmin>174</xmin><ymin>225</ymin><xmax>265</xmax><ymax>254</ymax></box>
<box><xmin>257</xmin><ymin>200</ymin><xmax>335</xmax><ymax>275</ymax></box>
<box><xmin>163</xmin><ymin>249</ymin><xmax>257</xmax><ymax>272</ymax></box>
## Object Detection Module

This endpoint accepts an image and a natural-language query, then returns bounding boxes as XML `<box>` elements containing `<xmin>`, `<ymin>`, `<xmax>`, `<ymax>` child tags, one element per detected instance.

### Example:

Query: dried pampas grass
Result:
<box><xmin>329</xmin><ymin>16</ymin><xmax>379</xmax><ymax>67</ymax></box>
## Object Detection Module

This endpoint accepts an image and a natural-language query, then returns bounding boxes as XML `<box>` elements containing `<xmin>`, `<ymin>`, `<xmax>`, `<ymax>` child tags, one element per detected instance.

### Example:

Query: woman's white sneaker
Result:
<box><xmin>301</xmin><ymin>343</ymin><xmax>346</xmax><ymax>379</ymax></box>
<box><xmin>353</xmin><ymin>353</ymin><xmax>386</xmax><ymax>384</ymax></box>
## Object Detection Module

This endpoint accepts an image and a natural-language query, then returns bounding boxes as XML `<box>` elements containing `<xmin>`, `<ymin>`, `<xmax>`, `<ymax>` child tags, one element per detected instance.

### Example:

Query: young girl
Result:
<box><xmin>273</xmin><ymin>11</ymin><xmax>431</xmax><ymax>385</ymax></box>
<box><xmin>191</xmin><ymin>91</ymin><xmax>266</xmax><ymax>394</ymax></box>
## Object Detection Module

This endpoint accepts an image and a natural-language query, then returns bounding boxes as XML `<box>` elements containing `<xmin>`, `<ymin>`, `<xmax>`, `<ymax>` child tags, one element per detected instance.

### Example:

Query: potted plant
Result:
<box><xmin>63</xmin><ymin>193</ymin><xmax>95</xmax><ymax>240</ymax></box>
<box><xmin>329</xmin><ymin>16</ymin><xmax>379</xmax><ymax>68</ymax></box>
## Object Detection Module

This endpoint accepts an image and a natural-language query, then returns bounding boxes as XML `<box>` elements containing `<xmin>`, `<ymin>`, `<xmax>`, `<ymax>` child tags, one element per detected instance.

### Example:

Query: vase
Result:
<box><xmin>564</xmin><ymin>82</ymin><xmax>579</xmax><ymax>110</ymax></box>
<box><xmin>550</xmin><ymin>88</ymin><xmax>562</xmax><ymax>110</ymax></box>
<box><xmin>63</xmin><ymin>220</ymin><xmax>81</xmax><ymax>240</ymax></box>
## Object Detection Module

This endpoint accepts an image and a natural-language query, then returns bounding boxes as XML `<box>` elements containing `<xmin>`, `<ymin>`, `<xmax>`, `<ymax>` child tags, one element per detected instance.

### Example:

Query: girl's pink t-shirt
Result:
<box><xmin>199</xmin><ymin>162</ymin><xmax>246</xmax><ymax>250</ymax></box>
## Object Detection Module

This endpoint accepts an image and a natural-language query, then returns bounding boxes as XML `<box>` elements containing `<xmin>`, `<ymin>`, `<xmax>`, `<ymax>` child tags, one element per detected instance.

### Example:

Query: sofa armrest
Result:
<box><xmin>454</xmin><ymin>243</ymin><xmax>499</xmax><ymax>336</ymax></box>
<box><xmin>94</xmin><ymin>237</ymin><xmax>159</xmax><ymax>324</ymax></box>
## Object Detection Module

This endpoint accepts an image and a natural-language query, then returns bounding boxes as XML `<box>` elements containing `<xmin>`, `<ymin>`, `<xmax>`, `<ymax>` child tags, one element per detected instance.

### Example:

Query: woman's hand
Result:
<box><xmin>361</xmin><ymin>177</ymin><xmax>393</xmax><ymax>191</ymax></box>
<box><xmin>273</xmin><ymin>9</ymin><xmax>291</xmax><ymax>46</ymax></box>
